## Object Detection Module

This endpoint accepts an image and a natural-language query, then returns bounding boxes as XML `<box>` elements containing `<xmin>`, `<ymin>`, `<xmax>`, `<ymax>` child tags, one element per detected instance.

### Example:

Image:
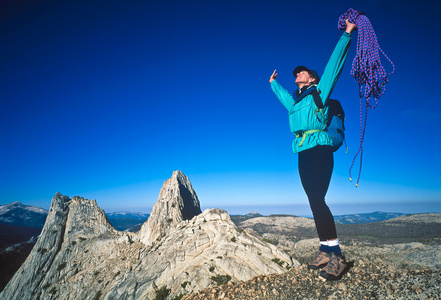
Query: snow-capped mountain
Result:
<box><xmin>0</xmin><ymin>202</ymin><xmax>48</xmax><ymax>228</ymax></box>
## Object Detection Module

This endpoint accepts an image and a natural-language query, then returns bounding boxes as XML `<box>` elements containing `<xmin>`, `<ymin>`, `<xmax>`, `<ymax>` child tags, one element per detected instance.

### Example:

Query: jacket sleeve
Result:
<box><xmin>317</xmin><ymin>32</ymin><xmax>352</xmax><ymax>105</ymax></box>
<box><xmin>271</xmin><ymin>79</ymin><xmax>294</xmax><ymax>111</ymax></box>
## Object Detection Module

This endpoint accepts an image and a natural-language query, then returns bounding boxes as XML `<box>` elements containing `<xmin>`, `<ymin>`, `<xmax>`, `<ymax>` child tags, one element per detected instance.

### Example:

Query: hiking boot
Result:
<box><xmin>320</xmin><ymin>252</ymin><xmax>347</xmax><ymax>280</ymax></box>
<box><xmin>307</xmin><ymin>251</ymin><xmax>332</xmax><ymax>270</ymax></box>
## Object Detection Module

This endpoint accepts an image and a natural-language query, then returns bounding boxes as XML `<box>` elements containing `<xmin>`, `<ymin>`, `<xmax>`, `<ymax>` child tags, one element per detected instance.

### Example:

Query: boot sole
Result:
<box><xmin>307</xmin><ymin>262</ymin><xmax>328</xmax><ymax>270</ymax></box>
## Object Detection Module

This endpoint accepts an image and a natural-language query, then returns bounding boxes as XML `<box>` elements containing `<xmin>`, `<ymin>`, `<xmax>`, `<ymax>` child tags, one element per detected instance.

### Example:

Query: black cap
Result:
<box><xmin>293</xmin><ymin>66</ymin><xmax>320</xmax><ymax>84</ymax></box>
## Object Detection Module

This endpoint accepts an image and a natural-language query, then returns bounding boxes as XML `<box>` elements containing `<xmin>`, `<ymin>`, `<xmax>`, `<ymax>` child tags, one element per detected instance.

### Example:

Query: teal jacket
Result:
<box><xmin>271</xmin><ymin>32</ymin><xmax>351</xmax><ymax>154</ymax></box>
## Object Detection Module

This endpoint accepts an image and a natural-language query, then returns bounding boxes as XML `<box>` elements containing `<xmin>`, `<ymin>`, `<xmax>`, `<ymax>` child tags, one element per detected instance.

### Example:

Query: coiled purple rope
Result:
<box><xmin>338</xmin><ymin>8</ymin><xmax>395</xmax><ymax>186</ymax></box>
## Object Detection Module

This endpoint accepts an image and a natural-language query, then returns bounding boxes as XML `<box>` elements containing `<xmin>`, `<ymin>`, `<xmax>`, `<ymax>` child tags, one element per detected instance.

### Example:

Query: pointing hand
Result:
<box><xmin>269</xmin><ymin>69</ymin><xmax>278</xmax><ymax>83</ymax></box>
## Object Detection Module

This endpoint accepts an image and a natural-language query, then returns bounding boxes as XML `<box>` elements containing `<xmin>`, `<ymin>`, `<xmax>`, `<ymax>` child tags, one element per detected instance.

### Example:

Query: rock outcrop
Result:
<box><xmin>1</xmin><ymin>171</ymin><xmax>296</xmax><ymax>300</ymax></box>
<box><xmin>240</xmin><ymin>215</ymin><xmax>315</xmax><ymax>230</ymax></box>
<box><xmin>139</xmin><ymin>170</ymin><xmax>202</xmax><ymax>245</ymax></box>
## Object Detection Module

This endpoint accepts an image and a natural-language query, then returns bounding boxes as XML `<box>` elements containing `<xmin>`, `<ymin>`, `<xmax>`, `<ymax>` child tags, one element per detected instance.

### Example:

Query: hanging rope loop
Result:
<box><xmin>338</xmin><ymin>8</ymin><xmax>395</xmax><ymax>186</ymax></box>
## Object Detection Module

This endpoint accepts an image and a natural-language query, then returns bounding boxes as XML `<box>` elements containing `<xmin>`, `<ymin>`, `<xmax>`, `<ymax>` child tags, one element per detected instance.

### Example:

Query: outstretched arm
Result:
<box><xmin>270</xmin><ymin>69</ymin><xmax>294</xmax><ymax>110</ymax></box>
<box><xmin>317</xmin><ymin>19</ymin><xmax>356</xmax><ymax>104</ymax></box>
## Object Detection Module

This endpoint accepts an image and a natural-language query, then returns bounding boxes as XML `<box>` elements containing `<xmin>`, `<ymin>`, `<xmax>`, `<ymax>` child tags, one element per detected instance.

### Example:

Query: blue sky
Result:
<box><xmin>1</xmin><ymin>0</ymin><xmax>440</xmax><ymax>216</ymax></box>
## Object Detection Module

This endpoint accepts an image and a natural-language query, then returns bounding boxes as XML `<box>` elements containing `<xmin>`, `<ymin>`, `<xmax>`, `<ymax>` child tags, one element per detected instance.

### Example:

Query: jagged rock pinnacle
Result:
<box><xmin>139</xmin><ymin>170</ymin><xmax>202</xmax><ymax>245</ymax></box>
<box><xmin>0</xmin><ymin>193</ymin><xmax>117</xmax><ymax>300</ymax></box>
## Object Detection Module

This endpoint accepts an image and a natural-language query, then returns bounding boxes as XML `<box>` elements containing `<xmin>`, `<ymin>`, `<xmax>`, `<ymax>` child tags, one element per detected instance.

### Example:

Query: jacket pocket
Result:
<box><xmin>288</xmin><ymin>98</ymin><xmax>316</xmax><ymax>133</ymax></box>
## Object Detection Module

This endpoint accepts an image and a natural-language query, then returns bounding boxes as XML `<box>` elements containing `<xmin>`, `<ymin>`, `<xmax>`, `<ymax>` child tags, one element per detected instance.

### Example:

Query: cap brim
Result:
<box><xmin>293</xmin><ymin>66</ymin><xmax>320</xmax><ymax>83</ymax></box>
<box><xmin>293</xmin><ymin>66</ymin><xmax>309</xmax><ymax>76</ymax></box>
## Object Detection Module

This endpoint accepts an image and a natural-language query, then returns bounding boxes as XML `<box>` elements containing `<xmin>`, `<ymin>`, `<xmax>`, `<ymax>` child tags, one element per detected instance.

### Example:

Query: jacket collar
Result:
<box><xmin>293</xmin><ymin>84</ymin><xmax>317</xmax><ymax>103</ymax></box>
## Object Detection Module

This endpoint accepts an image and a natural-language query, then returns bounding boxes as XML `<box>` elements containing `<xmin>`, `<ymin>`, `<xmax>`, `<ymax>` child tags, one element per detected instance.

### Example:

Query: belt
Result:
<box><xmin>295</xmin><ymin>129</ymin><xmax>323</xmax><ymax>146</ymax></box>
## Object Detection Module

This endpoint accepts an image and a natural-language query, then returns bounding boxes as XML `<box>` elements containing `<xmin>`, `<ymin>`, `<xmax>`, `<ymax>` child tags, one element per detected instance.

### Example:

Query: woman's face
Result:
<box><xmin>295</xmin><ymin>70</ymin><xmax>315</xmax><ymax>87</ymax></box>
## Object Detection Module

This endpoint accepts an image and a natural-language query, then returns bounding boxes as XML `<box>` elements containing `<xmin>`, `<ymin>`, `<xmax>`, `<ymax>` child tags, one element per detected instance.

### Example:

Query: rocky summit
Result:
<box><xmin>0</xmin><ymin>171</ymin><xmax>294</xmax><ymax>300</ymax></box>
<box><xmin>182</xmin><ymin>259</ymin><xmax>441</xmax><ymax>300</ymax></box>
<box><xmin>139</xmin><ymin>170</ymin><xmax>203</xmax><ymax>245</ymax></box>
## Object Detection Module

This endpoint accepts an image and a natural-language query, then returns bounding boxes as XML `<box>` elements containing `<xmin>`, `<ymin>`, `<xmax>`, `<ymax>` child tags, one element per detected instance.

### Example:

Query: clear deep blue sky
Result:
<box><xmin>1</xmin><ymin>0</ymin><xmax>440</xmax><ymax>216</ymax></box>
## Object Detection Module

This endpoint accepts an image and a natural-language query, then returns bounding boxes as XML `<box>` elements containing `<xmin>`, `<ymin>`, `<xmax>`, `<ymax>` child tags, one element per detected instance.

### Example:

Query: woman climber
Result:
<box><xmin>269</xmin><ymin>19</ymin><xmax>357</xmax><ymax>281</ymax></box>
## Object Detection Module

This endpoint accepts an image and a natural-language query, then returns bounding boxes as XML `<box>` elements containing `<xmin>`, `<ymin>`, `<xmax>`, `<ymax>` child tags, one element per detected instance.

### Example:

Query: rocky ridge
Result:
<box><xmin>240</xmin><ymin>215</ymin><xmax>315</xmax><ymax>229</ymax></box>
<box><xmin>1</xmin><ymin>171</ymin><xmax>294</xmax><ymax>300</ymax></box>
<box><xmin>383</xmin><ymin>213</ymin><xmax>441</xmax><ymax>224</ymax></box>
<box><xmin>183</xmin><ymin>213</ymin><xmax>441</xmax><ymax>299</ymax></box>
<box><xmin>333</xmin><ymin>211</ymin><xmax>407</xmax><ymax>224</ymax></box>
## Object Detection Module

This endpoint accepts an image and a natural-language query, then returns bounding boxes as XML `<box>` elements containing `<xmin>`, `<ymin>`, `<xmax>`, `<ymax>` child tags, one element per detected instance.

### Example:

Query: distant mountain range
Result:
<box><xmin>0</xmin><ymin>203</ymin><xmax>151</xmax><ymax>233</ymax></box>
<box><xmin>106</xmin><ymin>210</ymin><xmax>407</xmax><ymax>226</ymax></box>
<box><xmin>333</xmin><ymin>211</ymin><xmax>408</xmax><ymax>224</ymax></box>
<box><xmin>106</xmin><ymin>211</ymin><xmax>150</xmax><ymax>220</ymax></box>
<box><xmin>0</xmin><ymin>201</ymin><xmax>48</xmax><ymax>228</ymax></box>
<box><xmin>230</xmin><ymin>211</ymin><xmax>263</xmax><ymax>224</ymax></box>
<box><xmin>0</xmin><ymin>202</ymin><xmax>411</xmax><ymax>233</ymax></box>
<box><xmin>231</xmin><ymin>211</ymin><xmax>408</xmax><ymax>226</ymax></box>
<box><xmin>106</xmin><ymin>211</ymin><xmax>150</xmax><ymax>232</ymax></box>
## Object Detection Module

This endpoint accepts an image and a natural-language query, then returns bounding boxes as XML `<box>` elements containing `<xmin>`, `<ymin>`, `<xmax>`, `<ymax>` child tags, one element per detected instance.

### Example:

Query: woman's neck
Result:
<box><xmin>297</xmin><ymin>83</ymin><xmax>312</xmax><ymax>89</ymax></box>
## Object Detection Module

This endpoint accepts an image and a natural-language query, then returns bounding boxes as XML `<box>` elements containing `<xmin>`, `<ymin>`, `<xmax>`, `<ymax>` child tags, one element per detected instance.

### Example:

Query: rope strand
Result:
<box><xmin>338</xmin><ymin>8</ymin><xmax>395</xmax><ymax>186</ymax></box>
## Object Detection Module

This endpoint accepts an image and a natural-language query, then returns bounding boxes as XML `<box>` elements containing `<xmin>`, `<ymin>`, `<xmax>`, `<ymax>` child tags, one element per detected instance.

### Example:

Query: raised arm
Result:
<box><xmin>317</xmin><ymin>19</ymin><xmax>356</xmax><ymax>104</ymax></box>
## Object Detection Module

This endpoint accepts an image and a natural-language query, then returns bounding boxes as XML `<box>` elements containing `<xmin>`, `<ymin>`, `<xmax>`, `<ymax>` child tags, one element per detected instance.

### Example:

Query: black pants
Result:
<box><xmin>298</xmin><ymin>145</ymin><xmax>337</xmax><ymax>241</ymax></box>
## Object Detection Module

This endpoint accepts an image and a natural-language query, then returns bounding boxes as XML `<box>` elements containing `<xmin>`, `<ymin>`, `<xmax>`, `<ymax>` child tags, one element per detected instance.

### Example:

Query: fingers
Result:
<box><xmin>345</xmin><ymin>19</ymin><xmax>357</xmax><ymax>27</ymax></box>
<box><xmin>269</xmin><ymin>69</ymin><xmax>278</xmax><ymax>83</ymax></box>
<box><xmin>345</xmin><ymin>19</ymin><xmax>357</xmax><ymax>33</ymax></box>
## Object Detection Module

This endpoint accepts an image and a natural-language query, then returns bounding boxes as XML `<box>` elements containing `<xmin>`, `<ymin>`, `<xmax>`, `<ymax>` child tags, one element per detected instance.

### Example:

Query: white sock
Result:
<box><xmin>327</xmin><ymin>239</ymin><xmax>339</xmax><ymax>247</ymax></box>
